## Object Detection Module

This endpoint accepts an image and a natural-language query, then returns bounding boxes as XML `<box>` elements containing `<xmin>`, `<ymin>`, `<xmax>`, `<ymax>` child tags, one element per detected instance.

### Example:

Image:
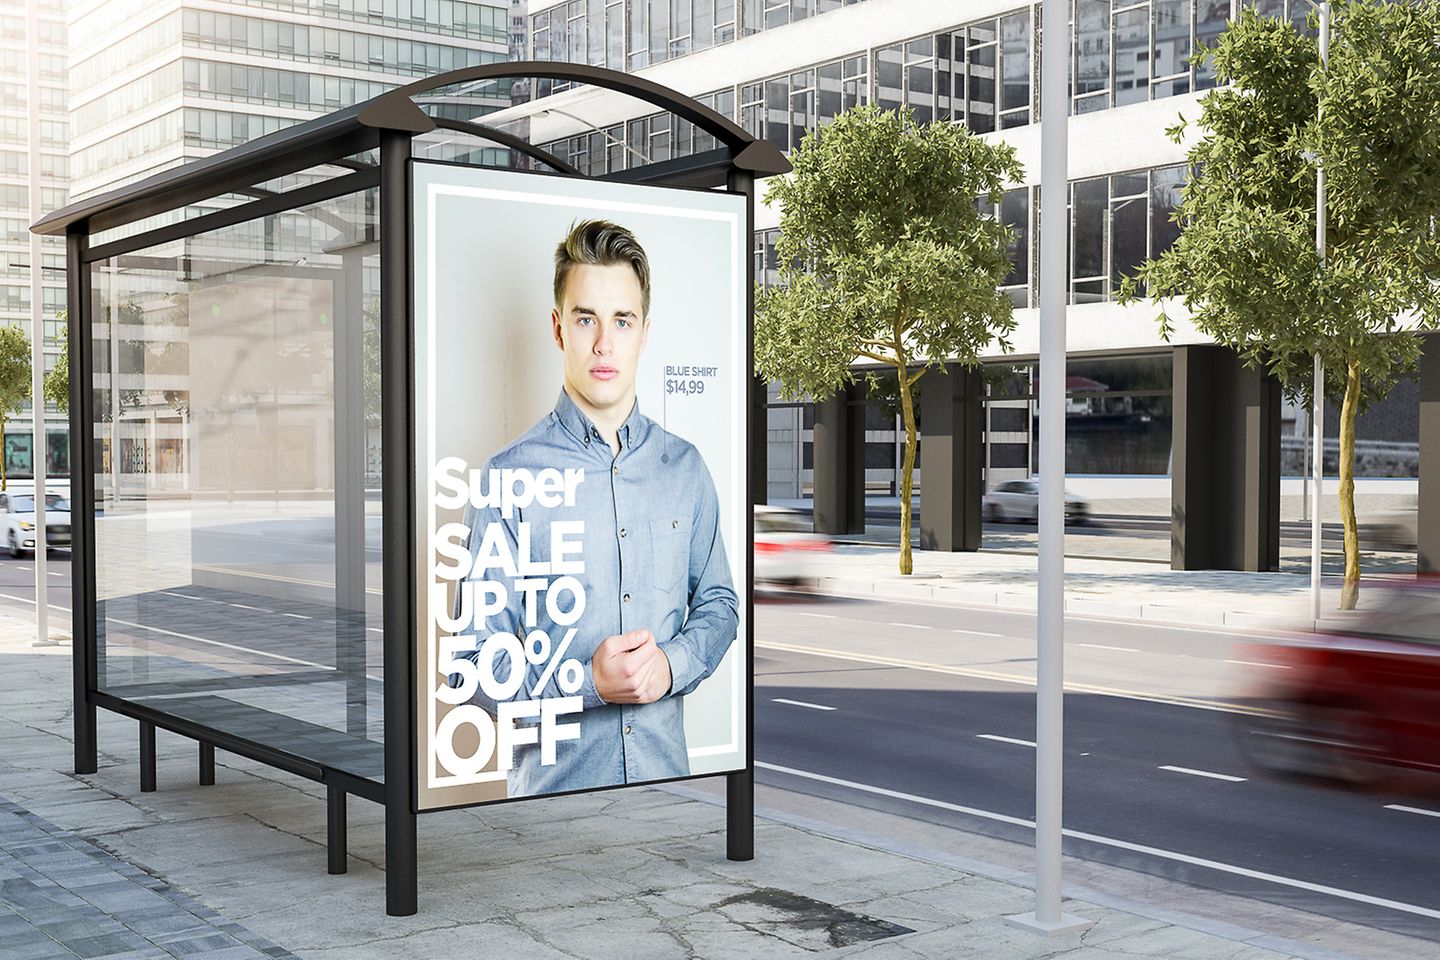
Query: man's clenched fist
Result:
<box><xmin>592</xmin><ymin>629</ymin><xmax>672</xmax><ymax>704</ymax></box>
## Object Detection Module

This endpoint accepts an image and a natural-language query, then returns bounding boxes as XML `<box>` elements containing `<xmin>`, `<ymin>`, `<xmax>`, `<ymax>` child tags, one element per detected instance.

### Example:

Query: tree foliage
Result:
<box><xmin>1121</xmin><ymin>1</ymin><xmax>1440</xmax><ymax>605</ymax></box>
<box><xmin>0</xmin><ymin>325</ymin><xmax>31</xmax><ymax>491</ymax></box>
<box><xmin>755</xmin><ymin>104</ymin><xmax>1024</xmax><ymax>574</ymax></box>
<box><xmin>44</xmin><ymin>314</ymin><xmax>67</xmax><ymax>412</ymax></box>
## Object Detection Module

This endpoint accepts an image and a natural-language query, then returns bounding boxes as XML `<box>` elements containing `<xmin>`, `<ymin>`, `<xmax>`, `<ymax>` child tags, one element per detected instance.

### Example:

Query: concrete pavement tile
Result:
<box><xmin>292</xmin><ymin>918</ymin><xmax>578</xmax><ymax>960</ymax></box>
<box><xmin>1087</xmin><ymin>922</ymin><xmax>1298</xmax><ymax>959</ymax></box>
<box><xmin>513</xmin><ymin>898</ymin><xmax>700</xmax><ymax>960</ymax></box>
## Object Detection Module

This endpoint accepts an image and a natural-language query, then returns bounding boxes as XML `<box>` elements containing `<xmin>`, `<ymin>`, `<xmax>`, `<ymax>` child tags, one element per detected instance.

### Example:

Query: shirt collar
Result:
<box><xmin>553</xmin><ymin>388</ymin><xmax>650</xmax><ymax>451</ymax></box>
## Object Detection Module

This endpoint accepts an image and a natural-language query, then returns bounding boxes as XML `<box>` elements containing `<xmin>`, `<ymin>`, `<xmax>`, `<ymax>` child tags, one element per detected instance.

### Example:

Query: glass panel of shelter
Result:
<box><xmin>89</xmin><ymin>186</ymin><xmax>384</xmax><ymax>782</ymax></box>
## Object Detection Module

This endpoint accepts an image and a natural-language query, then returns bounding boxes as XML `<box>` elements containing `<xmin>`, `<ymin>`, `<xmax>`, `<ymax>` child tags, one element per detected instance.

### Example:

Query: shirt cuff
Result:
<box><xmin>659</xmin><ymin>640</ymin><xmax>699</xmax><ymax>699</ymax></box>
<box><xmin>579</xmin><ymin>660</ymin><xmax>606</xmax><ymax>709</ymax></box>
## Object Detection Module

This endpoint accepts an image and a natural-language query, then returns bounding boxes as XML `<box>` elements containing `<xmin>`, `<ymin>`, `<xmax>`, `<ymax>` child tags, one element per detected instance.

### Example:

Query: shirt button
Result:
<box><xmin>622</xmin><ymin>593</ymin><xmax>631</xmax><ymax>604</ymax></box>
<box><xmin>619</xmin><ymin>528</ymin><xmax>627</xmax><ymax>538</ymax></box>
<box><xmin>583</xmin><ymin>434</ymin><xmax>590</xmax><ymax>444</ymax></box>
<box><xmin>672</xmin><ymin>519</ymin><xmax>678</xmax><ymax>529</ymax></box>
<box><xmin>611</xmin><ymin>465</ymin><xmax>619</xmax><ymax>476</ymax></box>
<box><xmin>624</xmin><ymin>725</ymin><xmax>632</xmax><ymax>735</ymax></box>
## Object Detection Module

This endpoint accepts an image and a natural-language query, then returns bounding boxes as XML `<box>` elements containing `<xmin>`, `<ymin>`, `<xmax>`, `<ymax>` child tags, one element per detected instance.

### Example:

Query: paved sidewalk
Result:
<box><xmin>796</xmin><ymin>545</ymin><xmax>1416</xmax><ymax>631</ymax></box>
<box><xmin>0</xmin><ymin>609</ymin><xmax>1358</xmax><ymax>960</ymax></box>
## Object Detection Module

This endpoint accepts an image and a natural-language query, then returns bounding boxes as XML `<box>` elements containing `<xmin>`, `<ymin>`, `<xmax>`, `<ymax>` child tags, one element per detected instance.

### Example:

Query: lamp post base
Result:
<box><xmin>1003</xmin><ymin>911</ymin><xmax>1096</xmax><ymax>936</ymax></box>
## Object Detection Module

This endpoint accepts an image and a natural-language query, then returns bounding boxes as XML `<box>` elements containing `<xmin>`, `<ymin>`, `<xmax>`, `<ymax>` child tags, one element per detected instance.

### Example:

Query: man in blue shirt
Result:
<box><xmin>455</xmin><ymin>219</ymin><xmax>739</xmax><ymax>797</ymax></box>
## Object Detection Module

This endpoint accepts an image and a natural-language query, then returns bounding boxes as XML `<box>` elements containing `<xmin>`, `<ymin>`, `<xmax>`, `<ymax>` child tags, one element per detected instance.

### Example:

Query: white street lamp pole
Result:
<box><xmin>1311</xmin><ymin>1</ymin><xmax>1329</xmax><ymax>623</ymax></box>
<box><xmin>1006</xmin><ymin>0</ymin><xmax>1092</xmax><ymax>935</ymax></box>
<box><xmin>26</xmin><ymin>0</ymin><xmax>54</xmax><ymax>648</ymax></box>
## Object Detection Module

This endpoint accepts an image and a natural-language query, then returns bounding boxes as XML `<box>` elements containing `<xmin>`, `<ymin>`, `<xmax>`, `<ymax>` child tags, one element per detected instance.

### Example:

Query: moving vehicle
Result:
<box><xmin>0</xmin><ymin>491</ymin><xmax>72</xmax><ymax>556</ymax></box>
<box><xmin>754</xmin><ymin>505</ymin><xmax>832</xmax><ymax>587</ymax></box>
<box><xmin>1232</xmin><ymin>580</ymin><xmax>1440</xmax><ymax>784</ymax></box>
<box><xmin>982</xmin><ymin>479</ymin><xmax>1090</xmax><ymax>525</ymax></box>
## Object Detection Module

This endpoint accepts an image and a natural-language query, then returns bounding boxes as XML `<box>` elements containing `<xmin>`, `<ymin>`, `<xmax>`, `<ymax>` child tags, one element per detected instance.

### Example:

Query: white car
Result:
<box><xmin>0</xmin><ymin>491</ymin><xmax>72</xmax><ymax>556</ymax></box>
<box><xmin>982</xmin><ymin>479</ymin><xmax>1090</xmax><ymax>525</ymax></box>
<box><xmin>754</xmin><ymin>505</ymin><xmax>832</xmax><ymax>587</ymax></box>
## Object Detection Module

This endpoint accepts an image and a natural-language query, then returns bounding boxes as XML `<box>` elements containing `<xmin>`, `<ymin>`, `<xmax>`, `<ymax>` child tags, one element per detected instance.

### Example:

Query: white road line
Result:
<box><xmin>772</xmin><ymin>698</ymin><xmax>837</xmax><ymax>712</ymax></box>
<box><xmin>977</xmin><ymin>734</ymin><xmax>1036</xmax><ymax>748</ymax></box>
<box><xmin>162</xmin><ymin>592</ymin><xmax>207</xmax><ymax>601</ymax></box>
<box><xmin>1159</xmin><ymin>765</ymin><xmax>1247</xmax><ymax>783</ymax></box>
<box><xmin>755</xmin><ymin>761</ymin><xmax>1440</xmax><ymax>922</ymax></box>
<box><xmin>1077</xmin><ymin>643</ymin><xmax>1138</xmax><ymax>653</ymax></box>
<box><xmin>0</xmin><ymin>591</ymin><xmax>69</xmax><ymax>612</ymax></box>
<box><xmin>228</xmin><ymin>603</ymin><xmax>266</xmax><ymax>611</ymax></box>
<box><xmin>105</xmin><ymin>617</ymin><xmax>321</xmax><ymax>668</ymax></box>
<box><xmin>281</xmin><ymin>613</ymin><xmax>311</xmax><ymax>620</ymax></box>
<box><xmin>796</xmin><ymin>612</ymin><xmax>835</xmax><ymax>619</ymax></box>
<box><xmin>1224</xmin><ymin>659</ymin><xmax>1290</xmax><ymax>670</ymax></box>
<box><xmin>47</xmin><ymin>571</ymin><xmax>63</xmax><ymax>577</ymax></box>
<box><xmin>888</xmin><ymin>622</ymin><xmax>932</xmax><ymax>629</ymax></box>
<box><xmin>953</xmin><ymin>629</ymin><xmax>1004</xmax><ymax>637</ymax></box>
<box><xmin>1385</xmin><ymin>804</ymin><xmax>1440</xmax><ymax>820</ymax></box>
<box><xmin>367</xmin><ymin>627</ymin><xmax>383</xmax><ymax>633</ymax></box>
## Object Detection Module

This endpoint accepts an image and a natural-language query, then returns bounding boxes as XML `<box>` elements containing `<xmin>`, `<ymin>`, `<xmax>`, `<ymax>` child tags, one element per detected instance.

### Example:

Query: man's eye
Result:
<box><xmin>577</xmin><ymin>316</ymin><xmax>594</xmax><ymax>325</ymax></box>
<box><xmin>616</xmin><ymin>318</ymin><xmax>630</xmax><ymax>328</ymax></box>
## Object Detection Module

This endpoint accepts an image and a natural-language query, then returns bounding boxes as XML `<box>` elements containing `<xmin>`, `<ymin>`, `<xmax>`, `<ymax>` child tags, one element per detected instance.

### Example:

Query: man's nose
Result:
<box><xmin>592</xmin><ymin>322</ymin><xmax>613</xmax><ymax>355</ymax></box>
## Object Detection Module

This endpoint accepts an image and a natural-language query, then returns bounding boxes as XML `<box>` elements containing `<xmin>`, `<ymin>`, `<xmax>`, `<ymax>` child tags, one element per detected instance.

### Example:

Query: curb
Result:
<box><xmin>791</xmin><ymin>576</ymin><xmax>1320</xmax><ymax>634</ymax></box>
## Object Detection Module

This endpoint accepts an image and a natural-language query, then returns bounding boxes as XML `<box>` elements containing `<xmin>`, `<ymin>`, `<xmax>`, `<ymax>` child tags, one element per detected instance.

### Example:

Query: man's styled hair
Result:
<box><xmin>553</xmin><ymin>219</ymin><xmax>652</xmax><ymax>319</ymax></box>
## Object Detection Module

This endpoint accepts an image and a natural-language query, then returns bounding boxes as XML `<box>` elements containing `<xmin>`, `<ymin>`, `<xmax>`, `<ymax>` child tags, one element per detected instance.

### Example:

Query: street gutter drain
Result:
<box><xmin>716</xmin><ymin>888</ymin><xmax>915</xmax><ymax>950</ymax></box>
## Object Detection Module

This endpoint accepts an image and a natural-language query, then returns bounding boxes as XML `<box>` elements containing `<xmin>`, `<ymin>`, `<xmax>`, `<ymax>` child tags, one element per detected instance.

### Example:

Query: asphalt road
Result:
<box><xmin>754</xmin><ymin>593</ymin><xmax>1440</xmax><ymax>942</ymax></box>
<box><xmin>6</xmin><ymin>555</ymin><xmax>1438</xmax><ymax>941</ymax></box>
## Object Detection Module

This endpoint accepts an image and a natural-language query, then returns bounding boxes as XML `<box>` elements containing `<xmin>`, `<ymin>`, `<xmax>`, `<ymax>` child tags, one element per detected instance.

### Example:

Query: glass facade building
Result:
<box><xmin>0</xmin><ymin>0</ymin><xmax>68</xmax><ymax>481</ymax></box>
<box><xmin>508</xmin><ymin>0</ymin><xmax>1417</xmax><ymax>503</ymax></box>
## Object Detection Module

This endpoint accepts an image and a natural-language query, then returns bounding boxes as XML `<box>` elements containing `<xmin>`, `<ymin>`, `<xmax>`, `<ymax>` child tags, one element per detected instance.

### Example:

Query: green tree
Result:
<box><xmin>1121</xmin><ymin>1</ymin><xmax>1440</xmax><ymax>608</ymax></box>
<box><xmin>755</xmin><ymin>104</ymin><xmax>1024</xmax><ymax>575</ymax></box>
<box><xmin>44</xmin><ymin>313</ymin><xmax>67</xmax><ymax>412</ymax></box>
<box><xmin>0</xmin><ymin>324</ymin><xmax>32</xmax><ymax>491</ymax></box>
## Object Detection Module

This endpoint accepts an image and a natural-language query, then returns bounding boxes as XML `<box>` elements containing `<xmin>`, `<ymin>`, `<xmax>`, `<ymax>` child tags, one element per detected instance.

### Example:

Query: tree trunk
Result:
<box><xmin>1338</xmin><ymin>357</ymin><xmax>1362</xmax><ymax>611</ymax></box>
<box><xmin>897</xmin><ymin>366</ymin><xmax>918</xmax><ymax>576</ymax></box>
<box><xmin>1</xmin><ymin>421</ymin><xmax>7</xmax><ymax>492</ymax></box>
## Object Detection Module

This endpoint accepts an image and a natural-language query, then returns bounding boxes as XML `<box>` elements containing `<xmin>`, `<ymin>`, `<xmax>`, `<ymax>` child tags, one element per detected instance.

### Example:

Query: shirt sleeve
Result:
<box><xmin>660</xmin><ymin>457</ymin><xmax>739</xmax><ymax>698</ymax></box>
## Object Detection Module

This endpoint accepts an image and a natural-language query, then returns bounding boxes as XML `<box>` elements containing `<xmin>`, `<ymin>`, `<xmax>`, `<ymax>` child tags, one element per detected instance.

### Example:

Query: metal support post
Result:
<box><xmin>67</xmin><ymin>225</ymin><xmax>97</xmax><ymax>776</ymax></box>
<box><xmin>1007</xmin><ymin>0</ymin><xmax>1093</xmax><ymax>936</ymax></box>
<box><xmin>199</xmin><ymin>742</ymin><xmax>215</xmax><ymax>786</ymax></box>
<box><xmin>139</xmin><ymin>722</ymin><xmax>156</xmax><ymax>793</ymax></box>
<box><xmin>379</xmin><ymin>128</ymin><xmax>418</xmax><ymax>918</ymax></box>
<box><xmin>728</xmin><ymin>164</ymin><xmax>756</xmax><ymax>863</ymax></box>
<box><xmin>328</xmin><ymin>787</ymin><xmax>348</xmax><ymax>875</ymax></box>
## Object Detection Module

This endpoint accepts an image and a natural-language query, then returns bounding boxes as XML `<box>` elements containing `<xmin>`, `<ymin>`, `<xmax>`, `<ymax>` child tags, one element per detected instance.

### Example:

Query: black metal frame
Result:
<box><xmin>34</xmin><ymin>63</ymin><xmax>787</xmax><ymax>917</ymax></box>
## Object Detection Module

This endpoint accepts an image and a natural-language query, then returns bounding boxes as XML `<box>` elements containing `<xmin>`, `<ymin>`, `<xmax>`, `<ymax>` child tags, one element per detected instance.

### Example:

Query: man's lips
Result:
<box><xmin>590</xmin><ymin>366</ymin><xmax>619</xmax><ymax>381</ymax></box>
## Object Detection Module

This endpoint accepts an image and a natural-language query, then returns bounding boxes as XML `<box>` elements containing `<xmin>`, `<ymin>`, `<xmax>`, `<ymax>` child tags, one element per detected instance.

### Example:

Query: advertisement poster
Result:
<box><xmin>412</xmin><ymin>162</ymin><xmax>748</xmax><ymax>810</ymax></box>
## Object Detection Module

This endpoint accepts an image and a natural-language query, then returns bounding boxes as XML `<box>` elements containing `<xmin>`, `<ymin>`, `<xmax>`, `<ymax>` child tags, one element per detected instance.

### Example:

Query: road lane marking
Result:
<box><xmin>772</xmin><ymin>698</ymin><xmax>836</xmax><ymax>711</ymax></box>
<box><xmin>977</xmin><ymin>734</ymin><xmax>1036</xmax><ymax>748</ymax></box>
<box><xmin>797</xmin><ymin>612</ymin><xmax>835</xmax><ymax>619</ymax></box>
<box><xmin>888</xmin><ymin>622</ymin><xmax>932</xmax><ymax>629</ymax></box>
<box><xmin>1159</xmin><ymin>765</ymin><xmax>1247</xmax><ymax>782</ymax></box>
<box><xmin>1385</xmin><ymin>804</ymin><xmax>1440</xmax><ymax>819</ymax></box>
<box><xmin>1077</xmin><ymin>643</ymin><xmax>1138</xmax><ymax>653</ymax></box>
<box><xmin>756</xmin><ymin>761</ymin><xmax>1440</xmax><ymax>923</ymax></box>
<box><xmin>756</xmin><ymin>640</ymin><xmax>1277</xmax><ymax>717</ymax></box>
<box><xmin>1224</xmin><ymin>659</ymin><xmax>1290</xmax><ymax>670</ymax></box>
<box><xmin>105</xmin><ymin>617</ymin><xmax>323</xmax><ymax>668</ymax></box>
<box><xmin>0</xmin><ymin>591</ymin><xmax>70</xmax><ymax>612</ymax></box>
<box><xmin>162</xmin><ymin>592</ymin><xmax>207</xmax><ymax>601</ymax></box>
<box><xmin>367</xmin><ymin>627</ymin><xmax>383</xmax><ymax>633</ymax></box>
<box><xmin>281</xmin><ymin>613</ymin><xmax>311</xmax><ymax>620</ymax></box>
<box><xmin>47</xmin><ymin>571</ymin><xmax>63</xmax><ymax>577</ymax></box>
<box><xmin>953</xmin><ymin>628</ymin><xmax>1004</xmax><ymax>637</ymax></box>
<box><xmin>228</xmin><ymin>603</ymin><xmax>266</xmax><ymax>611</ymax></box>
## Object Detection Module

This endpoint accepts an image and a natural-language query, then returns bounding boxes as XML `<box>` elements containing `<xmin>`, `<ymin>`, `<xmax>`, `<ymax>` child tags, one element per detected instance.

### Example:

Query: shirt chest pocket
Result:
<box><xmin>648</xmin><ymin>516</ymin><xmax>692</xmax><ymax>593</ymax></box>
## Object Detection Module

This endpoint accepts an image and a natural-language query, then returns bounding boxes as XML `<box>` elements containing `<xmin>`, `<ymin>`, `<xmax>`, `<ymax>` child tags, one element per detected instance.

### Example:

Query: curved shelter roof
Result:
<box><xmin>31</xmin><ymin>62</ymin><xmax>790</xmax><ymax>238</ymax></box>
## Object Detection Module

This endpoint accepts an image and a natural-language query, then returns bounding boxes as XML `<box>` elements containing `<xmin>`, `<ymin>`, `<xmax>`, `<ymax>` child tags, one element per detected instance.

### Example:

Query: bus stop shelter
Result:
<box><xmin>32</xmin><ymin>64</ymin><xmax>786</xmax><ymax>916</ymax></box>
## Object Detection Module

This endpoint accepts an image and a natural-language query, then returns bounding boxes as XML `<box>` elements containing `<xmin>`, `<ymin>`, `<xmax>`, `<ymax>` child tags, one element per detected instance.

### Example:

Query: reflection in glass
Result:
<box><xmin>1113</xmin><ymin>7</ymin><xmax>1149</xmax><ymax>107</ymax></box>
<box><xmin>1000</xmin><ymin>11</ymin><xmax>1030</xmax><ymax>119</ymax></box>
<box><xmin>1072</xmin><ymin>177</ymin><xmax>1108</xmax><ymax>300</ymax></box>
<box><xmin>1150</xmin><ymin>163</ymin><xmax>1186</xmax><ymax>257</ymax></box>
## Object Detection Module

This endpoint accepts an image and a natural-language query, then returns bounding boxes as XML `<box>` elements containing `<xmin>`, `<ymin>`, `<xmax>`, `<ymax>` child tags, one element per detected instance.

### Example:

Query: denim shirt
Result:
<box><xmin>456</xmin><ymin>388</ymin><xmax>738</xmax><ymax>797</ymax></box>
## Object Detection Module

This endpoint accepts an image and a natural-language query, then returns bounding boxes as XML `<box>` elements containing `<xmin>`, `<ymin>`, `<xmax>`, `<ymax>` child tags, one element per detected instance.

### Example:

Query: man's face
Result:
<box><xmin>552</xmin><ymin>262</ymin><xmax>649</xmax><ymax>420</ymax></box>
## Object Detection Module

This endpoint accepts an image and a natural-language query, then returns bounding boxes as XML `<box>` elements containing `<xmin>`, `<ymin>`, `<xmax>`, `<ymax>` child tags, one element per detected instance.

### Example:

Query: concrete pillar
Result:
<box><xmin>1172</xmin><ymin>345</ymin><xmax>1281</xmax><ymax>571</ymax></box>
<box><xmin>1419</xmin><ymin>333</ymin><xmax>1440</xmax><ymax>574</ymax></box>
<box><xmin>920</xmin><ymin>364</ymin><xmax>984</xmax><ymax>551</ymax></box>
<box><xmin>811</xmin><ymin>384</ymin><xmax>865</xmax><ymax>535</ymax></box>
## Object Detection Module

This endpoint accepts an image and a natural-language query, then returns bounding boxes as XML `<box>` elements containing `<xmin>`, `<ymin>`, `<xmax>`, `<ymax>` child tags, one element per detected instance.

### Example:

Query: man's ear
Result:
<box><xmin>551</xmin><ymin>308</ymin><xmax>564</xmax><ymax>350</ymax></box>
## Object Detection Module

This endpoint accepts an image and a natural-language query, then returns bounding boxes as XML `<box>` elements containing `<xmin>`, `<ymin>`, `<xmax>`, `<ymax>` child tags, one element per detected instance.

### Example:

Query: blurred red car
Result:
<box><xmin>754</xmin><ymin>505</ymin><xmax>832</xmax><ymax>588</ymax></box>
<box><xmin>1232</xmin><ymin>580</ymin><xmax>1440</xmax><ymax>784</ymax></box>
